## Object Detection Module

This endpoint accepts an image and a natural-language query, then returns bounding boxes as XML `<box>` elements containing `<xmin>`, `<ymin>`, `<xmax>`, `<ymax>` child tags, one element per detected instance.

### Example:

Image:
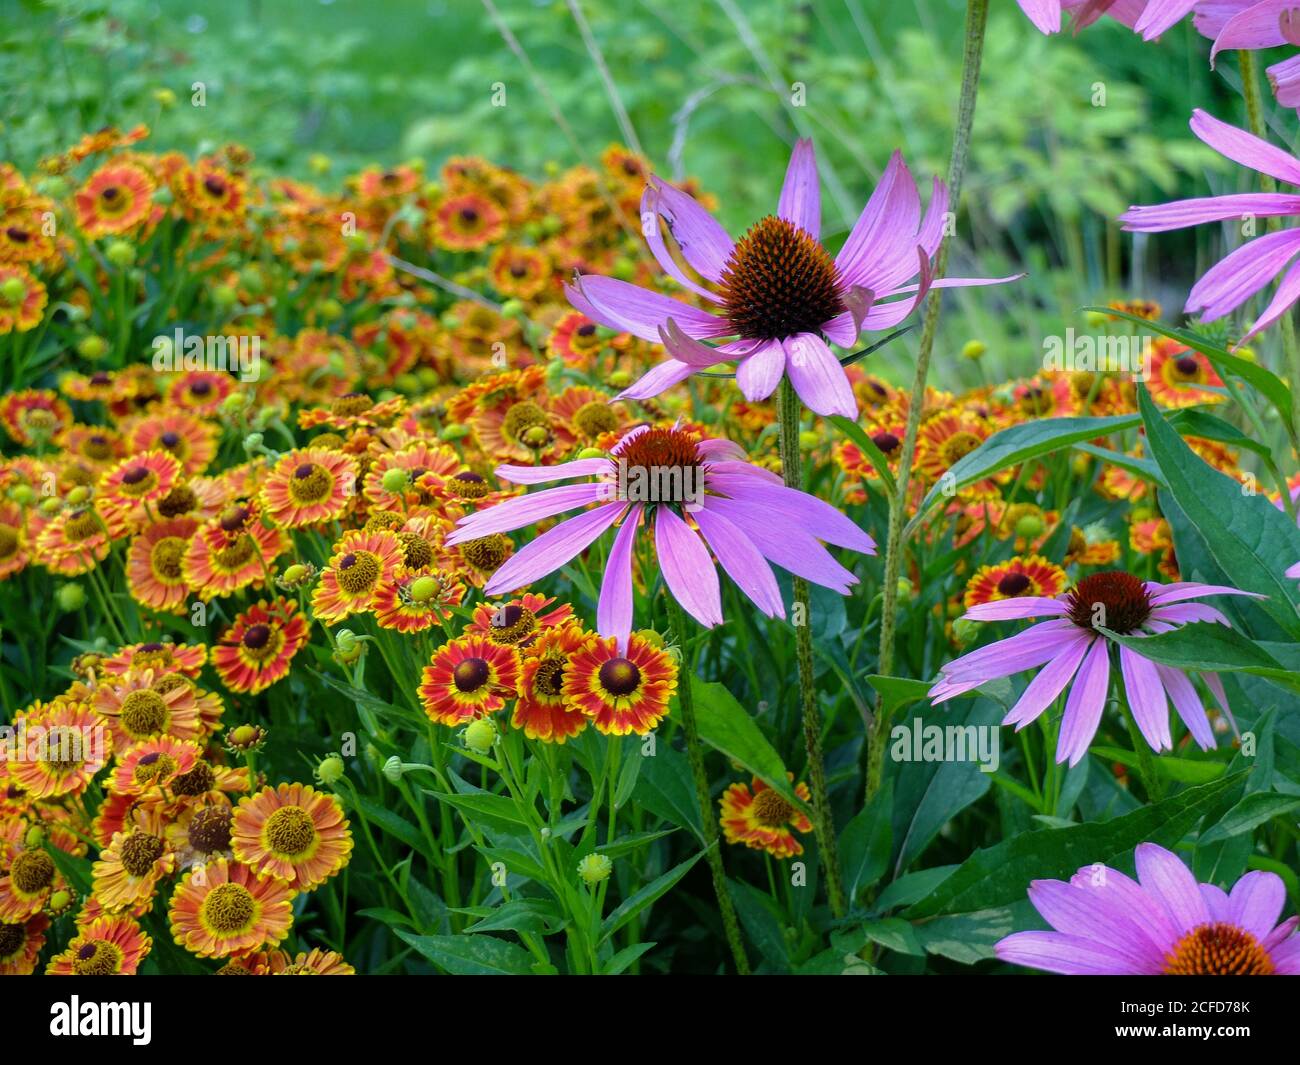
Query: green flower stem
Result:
<box><xmin>776</xmin><ymin>375</ymin><xmax>847</xmax><ymax>919</ymax></box>
<box><xmin>664</xmin><ymin>592</ymin><xmax>750</xmax><ymax>975</ymax></box>
<box><xmin>868</xmin><ymin>0</ymin><xmax>989</xmax><ymax>802</ymax></box>
<box><xmin>1240</xmin><ymin>49</ymin><xmax>1300</xmax><ymax>447</ymax></box>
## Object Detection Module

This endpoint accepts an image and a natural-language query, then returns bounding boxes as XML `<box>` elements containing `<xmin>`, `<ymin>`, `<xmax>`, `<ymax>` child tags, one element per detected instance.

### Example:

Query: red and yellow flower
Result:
<box><xmin>47</xmin><ymin>913</ymin><xmax>152</xmax><ymax>975</ymax></box>
<box><xmin>418</xmin><ymin>634</ymin><xmax>521</xmax><ymax>726</ymax></box>
<box><xmin>719</xmin><ymin>775</ymin><xmax>813</xmax><ymax>859</ymax></box>
<box><xmin>212</xmin><ymin>598</ymin><xmax>309</xmax><ymax>694</ymax></box>
<box><xmin>963</xmin><ymin>555</ymin><xmax>1067</xmax><ymax>609</ymax></box>
<box><xmin>513</xmin><ymin>622</ymin><xmax>590</xmax><ymax>744</ymax></box>
<box><xmin>562</xmin><ymin>632</ymin><xmax>676</xmax><ymax>736</ymax></box>
<box><xmin>232</xmin><ymin>783</ymin><xmax>352</xmax><ymax>889</ymax></box>
<box><xmin>261</xmin><ymin>448</ymin><xmax>359</xmax><ymax>528</ymax></box>
<box><xmin>167</xmin><ymin>857</ymin><xmax>296</xmax><ymax>958</ymax></box>
<box><xmin>310</xmin><ymin>530</ymin><xmax>404</xmax><ymax>622</ymax></box>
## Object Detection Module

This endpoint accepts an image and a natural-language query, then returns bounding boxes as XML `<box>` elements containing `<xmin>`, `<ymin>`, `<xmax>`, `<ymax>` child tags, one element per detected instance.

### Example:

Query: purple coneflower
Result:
<box><xmin>1019</xmin><ymin>0</ymin><xmax>1197</xmax><ymax>38</ymax></box>
<box><xmin>444</xmin><ymin>425</ymin><xmax>875</xmax><ymax>647</ymax></box>
<box><xmin>997</xmin><ymin>842</ymin><xmax>1300</xmax><ymax>974</ymax></box>
<box><xmin>565</xmin><ymin>139</ymin><xmax>1015</xmax><ymax>418</ymax></box>
<box><xmin>929</xmin><ymin>571</ymin><xmax>1263</xmax><ymax>766</ymax></box>
<box><xmin>1120</xmin><ymin>108</ymin><xmax>1300</xmax><ymax>345</ymax></box>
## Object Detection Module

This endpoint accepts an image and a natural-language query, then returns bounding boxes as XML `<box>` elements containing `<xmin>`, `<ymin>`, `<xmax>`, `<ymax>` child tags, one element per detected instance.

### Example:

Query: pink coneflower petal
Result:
<box><xmin>1066</xmin><ymin>865</ymin><xmax>1180</xmax><ymax>954</ymax></box>
<box><xmin>1239</xmin><ymin>256</ymin><xmax>1300</xmax><ymax>344</ymax></box>
<box><xmin>655</xmin><ymin>507</ymin><xmax>722</xmax><ymax>628</ymax></box>
<box><xmin>616</xmin><ymin>357</ymin><xmax>700</xmax><ymax>401</ymax></box>
<box><xmin>446</xmin><ymin>483</ymin><xmax>604</xmax><ymax>542</ymax></box>
<box><xmin>567</xmin><ymin>275</ymin><xmax>730</xmax><ymax>343</ymax></box>
<box><xmin>1025</xmin><ymin>879</ymin><xmax>1168</xmax><ymax>969</ymax></box>
<box><xmin>597</xmin><ymin>503</ymin><xmax>643</xmax><ymax>651</ymax></box>
<box><xmin>496</xmin><ymin>458</ymin><xmax>612</xmax><ymax>485</ymax></box>
<box><xmin>484</xmin><ymin>501</ymin><xmax>627</xmax><ymax>595</ymax></box>
<box><xmin>704</xmin><ymin>459</ymin><xmax>784</xmax><ymax>485</ymax></box>
<box><xmin>1149</xmin><ymin>602</ymin><xmax>1229</xmax><ymax>625</ymax></box>
<box><xmin>932</xmin><ymin>620</ymin><xmax>1081</xmax><ymax>703</ymax></box>
<box><xmin>995</xmin><ymin>931</ymin><xmax>1146</xmax><ymax>974</ymax></box>
<box><xmin>646</xmin><ymin>176</ymin><xmax>735</xmax><ymax>282</ymax></box>
<box><xmin>777</xmin><ymin>138</ymin><xmax>821</xmax><ymax>240</ymax></box>
<box><xmin>1287</xmin><ymin>559</ymin><xmax>1300</xmax><ymax>578</ymax></box>
<box><xmin>657</xmin><ymin>319</ymin><xmax>742</xmax><ymax>367</ymax></box>
<box><xmin>1186</xmin><ymin>227</ymin><xmax>1300</xmax><ymax>321</ymax></box>
<box><xmin>735</xmin><ymin>338</ymin><xmax>786</xmax><ymax>402</ymax></box>
<box><xmin>693</xmin><ymin>506</ymin><xmax>784</xmax><ymax>618</ymax></box>
<box><xmin>702</xmin><ymin>496</ymin><xmax>857</xmax><ymax>593</ymax></box>
<box><xmin>857</xmin><ymin>251</ymin><xmax>933</xmax><ymax>331</ymax></box>
<box><xmin>695</xmin><ymin>438</ymin><xmax>747</xmax><ymax>462</ymax></box>
<box><xmin>1155</xmin><ymin>664</ymin><xmax>1215</xmax><ymax>749</ymax></box>
<box><xmin>1210</xmin><ymin>5</ymin><xmax>1294</xmax><ymax>65</ymax></box>
<box><xmin>782</xmin><ymin>332</ymin><xmax>857</xmax><ymax>417</ymax></box>
<box><xmin>1146</xmin><ymin>580</ymin><xmax>1266</xmax><ymax>604</ymax></box>
<box><xmin>1135</xmin><ymin>841</ymin><xmax>1209</xmax><ymax>934</ymax></box>
<box><xmin>1202</xmin><ymin>671</ymin><xmax>1236</xmax><ymax>734</ymax></box>
<box><xmin>836</xmin><ymin>151</ymin><xmax>919</xmax><ymax>290</ymax></box>
<box><xmin>962</xmin><ymin>595</ymin><xmax>1069</xmax><ymax>621</ymax></box>
<box><xmin>1119</xmin><ymin>645</ymin><xmax>1172</xmax><ymax>751</ymax></box>
<box><xmin>703</xmin><ymin>474</ymin><xmax>875</xmax><ymax>552</ymax></box>
<box><xmin>1189</xmin><ymin>108</ymin><xmax>1300</xmax><ymax>187</ymax></box>
<box><xmin>1057</xmin><ymin>637</ymin><xmax>1110</xmax><ymax>765</ymax></box>
<box><xmin>1016</xmin><ymin>0</ymin><xmax>1062</xmax><ymax>34</ymax></box>
<box><xmin>1119</xmin><ymin>192</ymin><xmax>1300</xmax><ymax>232</ymax></box>
<box><xmin>1003</xmin><ymin>631</ymin><xmax>1094</xmax><ymax>730</ymax></box>
<box><xmin>1228</xmin><ymin>871</ymin><xmax>1287</xmax><ymax>940</ymax></box>
<box><xmin>1133</xmin><ymin>0</ymin><xmax>1198</xmax><ymax>39</ymax></box>
<box><xmin>642</xmin><ymin>186</ymin><xmax>724</xmax><ymax>303</ymax></box>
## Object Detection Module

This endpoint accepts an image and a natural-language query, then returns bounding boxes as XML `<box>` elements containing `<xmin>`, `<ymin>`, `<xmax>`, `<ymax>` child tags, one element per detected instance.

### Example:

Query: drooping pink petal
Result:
<box><xmin>1120</xmin><ymin>192</ymin><xmax>1300</xmax><ymax>232</ymax></box>
<box><xmin>1210</xmin><ymin>0</ymin><xmax>1293</xmax><ymax>64</ymax></box>
<box><xmin>1016</xmin><ymin>0</ymin><xmax>1062</xmax><ymax>33</ymax></box>
<box><xmin>932</xmin><ymin>620</ymin><xmax>1080</xmax><ymax>699</ymax></box>
<box><xmin>782</xmin><ymin>332</ymin><xmax>857</xmax><ymax>417</ymax></box>
<box><xmin>1056</xmin><ymin>636</ymin><xmax>1110</xmax><ymax>766</ymax></box>
<box><xmin>597</xmin><ymin>504</ymin><xmax>643</xmax><ymax>651</ymax></box>
<box><xmin>693</xmin><ymin>505</ymin><xmax>785</xmax><ymax>619</ymax></box>
<box><xmin>615</xmin><ymin>357</ymin><xmax>699</xmax><ymax>402</ymax></box>
<box><xmin>777</xmin><ymin>137</ymin><xmax>821</xmax><ymax>240</ymax></box>
<box><xmin>640</xmin><ymin>185</ymin><xmax>723</xmax><ymax>303</ymax></box>
<box><xmin>857</xmin><ymin>249</ymin><xmax>933</xmax><ymax>330</ymax></box>
<box><xmin>494</xmin><ymin>458</ymin><xmax>611</xmax><ymax>485</ymax></box>
<box><xmin>1065</xmin><ymin>864</ymin><xmax>1179</xmax><ymax>954</ymax></box>
<box><xmin>1147</xmin><ymin>580</ymin><xmax>1266</xmax><ymax>604</ymax></box>
<box><xmin>734</xmin><ymin>338</ymin><xmax>786</xmax><ymax>401</ymax></box>
<box><xmin>656</xmin><ymin>319</ymin><xmax>734</xmax><ymax>368</ymax></box>
<box><xmin>446</xmin><ymin>482</ymin><xmax>604</xmax><ymax>543</ymax></box>
<box><xmin>1003</xmin><ymin>632</ymin><xmax>1094</xmax><ymax>730</ymax></box>
<box><xmin>654</xmin><ymin>506</ymin><xmax>723</xmax><ymax>629</ymax></box>
<box><xmin>702</xmin><ymin>473</ymin><xmax>875</xmax><ymax>552</ymax></box>
<box><xmin>703</xmin><ymin>496</ymin><xmax>858</xmax><ymax>593</ymax></box>
<box><xmin>1238</xmin><ymin>254</ymin><xmax>1300</xmax><ymax>344</ymax></box>
<box><xmin>483</xmin><ymin>501</ymin><xmax>626</xmax><ymax>596</ymax></box>
<box><xmin>1155</xmin><ymin>664</ymin><xmax>1215</xmax><ymax>750</ymax></box>
<box><xmin>1119</xmin><ymin>645</ymin><xmax>1172</xmax><ymax>752</ymax></box>
<box><xmin>1267</xmin><ymin>53</ymin><xmax>1300</xmax><ymax>109</ymax></box>
<box><xmin>1024</xmin><ymin>879</ymin><xmax>1168</xmax><ymax>970</ymax></box>
<box><xmin>1185</xmin><ymin>227</ymin><xmax>1300</xmax><ymax>321</ymax></box>
<box><xmin>568</xmin><ymin>274</ymin><xmax>731</xmax><ymax>343</ymax></box>
<box><xmin>1133</xmin><ymin>0</ymin><xmax>1199</xmax><ymax>39</ymax></box>
<box><xmin>647</xmin><ymin>176</ymin><xmax>736</xmax><ymax>282</ymax></box>
<box><xmin>1135</xmin><ymin>842</ymin><xmax>1210</xmax><ymax>935</ymax></box>
<box><xmin>1189</xmin><ymin>108</ymin><xmax>1300</xmax><ymax>187</ymax></box>
<box><xmin>1149</xmin><ymin>602</ymin><xmax>1230</xmax><ymax>625</ymax></box>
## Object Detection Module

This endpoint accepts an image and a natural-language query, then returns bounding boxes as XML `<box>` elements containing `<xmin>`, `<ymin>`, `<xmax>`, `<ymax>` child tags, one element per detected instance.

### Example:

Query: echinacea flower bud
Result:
<box><xmin>56</xmin><ymin>583</ymin><xmax>86</xmax><ymax>612</ymax></box>
<box><xmin>577</xmin><ymin>853</ymin><xmax>612</xmax><ymax>885</ymax></box>
<box><xmin>463</xmin><ymin>717</ymin><xmax>496</xmax><ymax>755</ymax></box>
<box><xmin>314</xmin><ymin>753</ymin><xmax>346</xmax><ymax>786</ymax></box>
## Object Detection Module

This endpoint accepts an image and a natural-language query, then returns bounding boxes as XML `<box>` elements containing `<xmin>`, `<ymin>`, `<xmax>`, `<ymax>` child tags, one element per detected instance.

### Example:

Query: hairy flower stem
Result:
<box><xmin>1239</xmin><ymin>50</ymin><xmax>1300</xmax><ymax>445</ymax></box>
<box><xmin>777</xmin><ymin>375</ymin><xmax>847</xmax><ymax>918</ymax></box>
<box><xmin>665</xmin><ymin>592</ymin><xmax>750</xmax><ymax>974</ymax></box>
<box><xmin>867</xmin><ymin>0</ymin><xmax>989</xmax><ymax>802</ymax></box>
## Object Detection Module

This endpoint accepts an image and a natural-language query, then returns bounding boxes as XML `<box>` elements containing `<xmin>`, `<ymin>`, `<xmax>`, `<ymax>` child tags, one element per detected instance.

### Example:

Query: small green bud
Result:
<box><xmin>10</xmin><ymin>484</ymin><xmax>35</xmax><ymax>506</ymax></box>
<box><xmin>56</xmin><ymin>583</ymin><xmax>86</xmax><ymax>612</ymax></box>
<box><xmin>576</xmin><ymin>447</ymin><xmax>606</xmax><ymax>460</ymax></box>
<box><xmin>105</xmin><ymin>240</ymin><xmax>136</xmax><ymax>268</ymax></box>
<box><xmin>409</xmin><ymin>576</ymin><xmax>439</xmax><ymax>603</ymax></box>
<box><xmin>77</xmin><ymin>335</ymin><xmax>108</xmax><ymax>360</ymax></box>
<box><xmin>578</xmin><ymin>852</ymin><xmax>612</xmax><ymax>885</ymax></box>
<box><xmin>314</xmin><ymin>753</ymin><xmax>346</xmax><ymax>786</ymax></box>
<box><xmin>65</xmin><ymin>486</ymin><xmax>90</xmax><ymax>506</ymax></box>
<box><xmin>463</xmin><ymin>717</ymin><xmax>497</xmax><ymax>755</ymax></box>
<box><xmin>440</xmin><ymin>424</ymin><xmax>470</xmax><ymax>442</ymax></box>
<box><xmin>317</xmin><ymin>298</ymin><xmax>343</xmax><ymax>321</ymax></box>
<box><xmin>381</xmin><ymin>468</ymin><xmax>409</xmax><ymax>493</ymax></box>
<box><xmin>896</xmin><ymin>577</ymin><xmax>914</xmax><ymax>603</ymax></box>
<box><xmin>212</xmin><ymin>284</ymin><xmax>238</xmax><ymax>309</ymax></box>
<box><xmin>0</xmin><ymin>276</ymin><xmax>26</xmax><ymax>305</ymax></box>
<box><xmin>1014</xmin><ymin>514</ymin><xmax>1045</xmax><ymax>539</ymax></box>
<box><xmin>952</xmin><ymin>618</ymin><xmax>982</xmax><ymax>647</ymax></box>
<box><xmin>961</xmin><ymin>339</ymin><xmax>986</xmax><ymax>360</ymax></box>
